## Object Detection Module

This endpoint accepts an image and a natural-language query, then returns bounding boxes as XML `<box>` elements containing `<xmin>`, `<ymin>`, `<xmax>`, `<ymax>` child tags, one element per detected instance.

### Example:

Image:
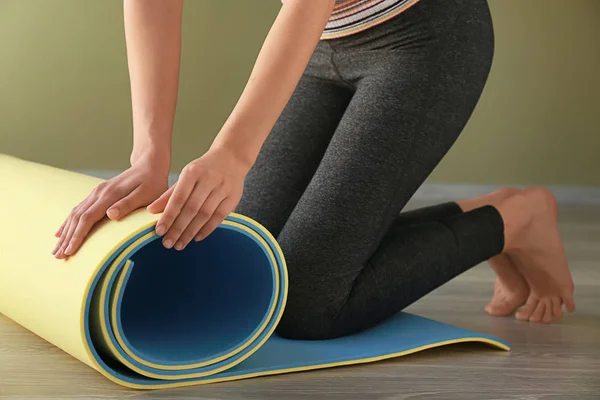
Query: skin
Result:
<box><xmin>52</xmin><ymin>0</ymin><xmax>575</xmax><ymax>324</ymax></box>
<box><xmin>53</xmin><ymin>0</ymin><xmax>337</xmax><ymax>257</ymax></box>
<box><xmin>456</xmin><ymin>187</ymin><xmax>575</xmax><ymax>323</ymax></box>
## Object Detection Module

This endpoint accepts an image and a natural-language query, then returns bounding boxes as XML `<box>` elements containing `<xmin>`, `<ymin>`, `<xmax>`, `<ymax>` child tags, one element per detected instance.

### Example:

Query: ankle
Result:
<box><xmin>496</xmin><ymin>193</ymin><xmax>534</xmax><ymax>253</ymax></box>
<box><xmin>456</xmin><ymin>187</ymin><xmax>522</xmax><ymax>212</ymax></box>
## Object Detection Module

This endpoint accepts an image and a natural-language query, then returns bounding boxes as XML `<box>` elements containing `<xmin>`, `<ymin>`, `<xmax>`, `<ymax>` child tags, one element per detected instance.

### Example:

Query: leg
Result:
<box><xmin>393</xmin><ymin>189</ymin><xmax>532</xmax><ymax>317</ymax></box>
<box><xmin>274</xmin><ymin>1</ymin><xmax>573</xmax><ymax>340</ymax></box>
<box><xmin>235</xmin><ymin>72</ymin><xmax>353</xmax><ymax>236</ymax></box>
<box><xmin>437</xmin><ymin>187</ymin><xmax>574</xmax><ymax>325</ymax></box>
<box><xmin>275</xmin><ymin>8</ymin><xmax>499</xmax><ymax>339</ymax></box>
<box><xmin>394</xmin><ymin>188</ymin><xmax>566</xmax><ymax>322</ymax></box>
<box><xmin>456</xmin><ymin>189</ymin><xmax>531</xmax><ymax>317</ymax></box>
<box><xmin>457</xmin><ymin>186</ymin><xmax>574</xmax><ymax>323</ymax></box>
<box><xmin>501</xmin><ymin>188</ymin><xmax>575</xmax><ymax>323</ymax></box>
<box><xmin>394</xmin><ymin>202</ymin><xmax>463</xmax><ymax>227</ymax></box>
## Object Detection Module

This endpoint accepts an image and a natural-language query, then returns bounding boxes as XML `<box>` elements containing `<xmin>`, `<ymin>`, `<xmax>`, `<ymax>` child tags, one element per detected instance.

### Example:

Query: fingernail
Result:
<box><xmin>175</xmin><ymin>242</ymin><xmax>184</xmax><ymax>251</ymax></box>
<box><xmin>65</xmin><ymin>245</ymin><xmax>73</xmax><ymax>255</ymax></box>
<box><xmin>163</xmin><ymin>239</ymin><xmax>173</xmax><ymax>248</ymax></box>
<box><xmin>155</xmin><ymin>225</ymin><xmax>165</xmax><ymax>236</ymax></box>
<box><xmin>107</xmin><ymin>208</ymin><xmax>119</xmax><ymax>219</ymax></box>
<box><xmin>52</xmin><ymin>243</ymin><xmax>60</xmax><ymax>254</ymax></box>
<box><xmin>195</xmin><ymin>234</ymin><xmax>203</xmax><ymax>242</ymax></box>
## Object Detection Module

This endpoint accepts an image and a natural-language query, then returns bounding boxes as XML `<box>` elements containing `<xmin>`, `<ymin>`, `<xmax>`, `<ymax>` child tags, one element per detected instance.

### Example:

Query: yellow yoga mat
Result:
<box><xmin>0</xmin><ymin>154</ymin><xmax>510</xmax><ymax>390</ymax></box>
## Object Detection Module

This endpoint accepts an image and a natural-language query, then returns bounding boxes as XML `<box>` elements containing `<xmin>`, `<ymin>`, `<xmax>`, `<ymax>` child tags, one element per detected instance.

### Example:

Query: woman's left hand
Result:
<box><xmin>147</xmin><ymin>146</ymin><xmax>250</xmax><ymax>251</ymax></box>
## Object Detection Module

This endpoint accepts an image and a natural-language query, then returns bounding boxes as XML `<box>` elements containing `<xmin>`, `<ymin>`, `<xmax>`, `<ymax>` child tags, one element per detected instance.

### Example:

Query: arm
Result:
<box><xmin>211</xmin><ymin>0</ymin><xmax>337</xmax><ymax>169</ymax></box>
<box><xmin>53</xmin><ymin>0</ymin><xmax>183</xmax><ymax>258</ymax></box>
<box><xmin>124</xmin><ymin>0</ymin><xmax>183</xmax><ymax>171</ymax></box>
<box><xmin>148</xmin><ymin>0</ymin><xmax>337</xmax><ymax>250</ymax></box>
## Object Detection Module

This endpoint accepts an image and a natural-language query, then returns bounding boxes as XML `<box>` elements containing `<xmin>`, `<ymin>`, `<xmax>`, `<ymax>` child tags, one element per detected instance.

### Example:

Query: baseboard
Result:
<box><xmin>412</xmin><ymin>183</ymin><xmax>600</xmax><ymax>205</ymax></box>
<box><xmin>77</xmin><ymin>170</ymin><xmax>600</xmax><ymax>206</ymax></box>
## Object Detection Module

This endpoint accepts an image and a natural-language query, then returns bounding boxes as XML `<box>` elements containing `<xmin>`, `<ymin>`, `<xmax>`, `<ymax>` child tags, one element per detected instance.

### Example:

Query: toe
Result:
<box><xmin>563</xmin><ymin>295</ymin><xmax>576</xmax><ymax>313</ymax></box>
<box><xmin>516</xmin><ymin>296</ymin><xmax>538</xmax><ymax>321</ymax></box>
<box><xmin>542</xmin><ymin>299</ymin><xmax>554</xmax><ymax>323</ymax></box>
<box><xmin>551</xmin><ymin>296</ymin><xmax>563</xmax><ymax>321</ymax></box>
<box><xmin>529</xmin><ymin>300</ymin><xmax>546</xmax><ymax>323</ymax></box>
<box><xmin>486</xmin><ymin>301</ymin><xmax>516</xmax><ymax>317</ymax></box>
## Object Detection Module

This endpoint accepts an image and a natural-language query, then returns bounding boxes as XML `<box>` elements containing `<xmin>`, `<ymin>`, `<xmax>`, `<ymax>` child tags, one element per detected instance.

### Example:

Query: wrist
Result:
<box><xmin>130</xmin><ymin>145</ymin><xmax>171</xmax><ymax>172</ymax></box>
<box><xmin>209</xmin><ymin>140</ymin><xmax>255</xmax><ymax>174</ymax></box>
<box><xmin>210</xmin><ymin>121</ymin><xmax>266</xmax><ymax>173</ymax></box>
<box><xmin>131</xmin><ymin>125</ymin><xmax>173</xmax><ymax>163</ymax></box>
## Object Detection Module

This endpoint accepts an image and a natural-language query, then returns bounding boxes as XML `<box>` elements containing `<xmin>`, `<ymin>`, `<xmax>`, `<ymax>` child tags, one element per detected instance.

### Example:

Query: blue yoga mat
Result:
<box><xmin>85</xmin><ymin>214</ymin><xmax>509</xmax><ymax>388</ymax></box>
<box><xmin>0</xmin><ymin>154</ymin><xmax>510</xmax><ymax>390</ymax></box>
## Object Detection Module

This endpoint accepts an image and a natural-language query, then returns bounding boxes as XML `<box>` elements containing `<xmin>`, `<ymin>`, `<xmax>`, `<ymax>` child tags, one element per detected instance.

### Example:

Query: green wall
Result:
<box><xmin>1</xmin><ymin>0</ymin><xmax>599</xmax><ymax>186</ymax></box>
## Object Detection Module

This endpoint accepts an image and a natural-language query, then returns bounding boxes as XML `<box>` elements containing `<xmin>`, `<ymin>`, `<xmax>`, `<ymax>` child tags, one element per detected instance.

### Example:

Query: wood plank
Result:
<box><xmin>1</xmin><ymin>204</ymin><xmax>599</xmax><ymax>399</ymax></box>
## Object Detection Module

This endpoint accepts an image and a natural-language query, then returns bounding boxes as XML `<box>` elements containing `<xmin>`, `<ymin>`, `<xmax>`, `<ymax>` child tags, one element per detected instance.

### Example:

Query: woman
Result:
<box><xmin>53</xmin><ymin>0</ymin><xmax>575</xmax><ymax>339</ymax></box>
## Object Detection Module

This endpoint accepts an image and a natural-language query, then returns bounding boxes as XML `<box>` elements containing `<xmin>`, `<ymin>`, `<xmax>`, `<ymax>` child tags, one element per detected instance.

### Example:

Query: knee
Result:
<box><xmin>274</xmin><ymin>281</ymin><xmax>344</xmax><ymax>340</ymax></box>
<box><xmin>272</xmin><ymin>243</ymin><xmax>353</xmax><ymax>340</ymax></box>
<box><xmin>275</xmin><ymin>308</ymin><xmax>340</xmax><ymax>341</ymax></box>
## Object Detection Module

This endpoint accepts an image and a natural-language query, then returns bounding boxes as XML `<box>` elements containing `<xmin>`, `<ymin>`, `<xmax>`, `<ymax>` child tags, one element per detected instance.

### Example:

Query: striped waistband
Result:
<box><xmin>322</xmin><ymin>0</ymin><xmax>421</xmax><ymax>40</ymax></box>
<box><xmin>280</xmin><ymin>0</ymin><xmax>420</xmax><ymax>40</ymax></box>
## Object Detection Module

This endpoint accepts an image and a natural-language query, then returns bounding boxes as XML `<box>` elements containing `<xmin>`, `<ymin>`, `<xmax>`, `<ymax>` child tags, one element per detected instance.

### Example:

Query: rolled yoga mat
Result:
<box><xmin>0</xmin><ymin>154</ymin><xmax>510</xmax><ymax>390</ymax></box>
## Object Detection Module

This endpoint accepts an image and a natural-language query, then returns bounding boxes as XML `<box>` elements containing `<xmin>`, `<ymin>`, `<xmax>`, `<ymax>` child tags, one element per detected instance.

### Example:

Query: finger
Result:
<box><xmin>147</xmin><ymin>185</ymin><xmax>175</xmax><ymax>215</ymax></box>
<box><xmin>195</xmin><ymin>197</ymin><xmax>236</xmax><ymax>242</ymax></box>
<box><xmin>149</xmin><ymin>162</ymin><xmax>200</xmax><ymax>216</ymax></box>
<box><xmin>54</xmin><ymin>178</ymin><xmax>131</xmax><ymax>257</ymax></box>
<box><xmin>157</xmin><ymin>173</ymin><xmax>201</xmax><ymax>240</ymax></box>
<box><xmin>107</xmin><ymin>185</ymin><xmax>147</xmax><ymax>220</ymax></box>
<box><xmin>163</xmin><ymin>185</ymin><xmax>211</xmax><ymax>249</ymax></box>
<box><xmin>61</xmin><ymin>182</ymin><xmax>132</xmax><ymax>256</ymax></box>
<box><xmin>71</xmin><ymin>181</ymin><xmax>139</xmax><ymax>253</ymax></box>
<box><xmin>100</xmin><ymin>179</ymin><xmax>139</xmax><ymax>220</ymax></box>
<box><xmin>175</xmin><ymin>191</ymin><xmax>225</xmax><ymax>250</ymax></box>
<box><xmin>55</xmin><ymin>219</ymin><xmax>67</xmax><ymax>237</ymax></box>
<box><xmin>64</xmin><ymin>201</ymin><xmax>111</xmax><ymax>256</ymax></box>
<box><xmin>54</xmin><ymin>203</ymin><xmax>83</xmax><ymax>257</ymax></box>
<box><xmin>53</xmin><ymin>216</ymin><xmax>73</xmax><ymax>256</ymax></box>
<box><xmin>551</xmin><ymin>296</ymin><xmax>563</xmax><ymax>321</ymax></box>
<box><xmin>57</xmin><ymin>203</ymin><xmax>92</xmax><ymax>259</ymax></box>
<box><xmin>56</xmin><ymin>209</ymin><xmax>82</xmax><ymax>259</ymax></box>
<box><xmin>54</xmin><ymin>199</ymin><xmax>86</xmax><ymax>251</ymax></box>
<box><xmin>53</xmin><ymin>216</ymin><xmax>70</xmax><ymax>252</ymax></box>
<box><xmin>58</xmin><ymin>193</ymin><xmax>101</xmax><ymax>258</ymax></box>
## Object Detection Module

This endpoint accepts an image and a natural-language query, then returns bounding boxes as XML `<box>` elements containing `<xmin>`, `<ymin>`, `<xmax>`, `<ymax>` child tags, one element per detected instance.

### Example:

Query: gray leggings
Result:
<box><xmin>235</xmin><ymin>0</ymin><xmax>503</xmax><ymax>340</ymax></box>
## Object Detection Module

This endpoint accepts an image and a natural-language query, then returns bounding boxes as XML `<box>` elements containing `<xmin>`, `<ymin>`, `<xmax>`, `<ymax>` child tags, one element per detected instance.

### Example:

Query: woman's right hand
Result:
<box><xmin>52</xmin><ymin>156</ymin><xmax>170</xmax><ymax>259</ymax></box>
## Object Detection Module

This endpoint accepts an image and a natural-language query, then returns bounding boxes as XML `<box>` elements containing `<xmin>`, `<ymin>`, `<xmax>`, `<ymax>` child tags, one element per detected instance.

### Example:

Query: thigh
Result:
<box><xmin>234</xmin><ymin>74</ymin><xmax>353</xmax><ymax>237</ymax></box>
<box><xmin>276</xmin><ymin>19</ymin><xmax>495</xmax><ymax>332</ymax></box>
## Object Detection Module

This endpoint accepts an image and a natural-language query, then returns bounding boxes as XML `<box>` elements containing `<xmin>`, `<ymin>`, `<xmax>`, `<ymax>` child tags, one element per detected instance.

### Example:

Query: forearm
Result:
<box><xmin>211</xmin><ymin>0</ymin><xmax>336</xmax><ymax>169</ymax></box>
<box><xmin>124</xmin><ymin>0</ymin><xmax>183</xmax><ymax>167</ymax></box>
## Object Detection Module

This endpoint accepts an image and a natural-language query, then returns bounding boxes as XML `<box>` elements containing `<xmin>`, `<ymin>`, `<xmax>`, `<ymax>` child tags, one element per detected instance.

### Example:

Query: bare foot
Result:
<box><xmin>457</xmin><ymin>188</ymin><xmax>530</xmax><ymax>317</ymax></box>
<box><xmin>497</xmin><ymin>187</ymin><xmax>575</xmax><ymax>323</ymax></box>
<box><xmin>485</xmin><ymin>254</ymin><xmax>529</xmax><ymax>316</ymax></box>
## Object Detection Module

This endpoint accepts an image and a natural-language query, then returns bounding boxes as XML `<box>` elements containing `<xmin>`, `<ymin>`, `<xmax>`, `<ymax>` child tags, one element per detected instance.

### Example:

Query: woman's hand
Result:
<box><xmin>147</xmin><ymin>146</ymin><xmax>249</xmax><ymax>251</ymax></box>
<box><xmin>53</xmin><ymin>157</ymin><xmax>170</xmax><ymax>259</ymax></box>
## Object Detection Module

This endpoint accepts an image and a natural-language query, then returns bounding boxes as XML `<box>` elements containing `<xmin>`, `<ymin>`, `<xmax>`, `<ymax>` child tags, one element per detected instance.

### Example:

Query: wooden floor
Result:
<box><xmin>1</xmin><ymin>203</ymin><xmax>599</xmax><ymax>399</ymax></box>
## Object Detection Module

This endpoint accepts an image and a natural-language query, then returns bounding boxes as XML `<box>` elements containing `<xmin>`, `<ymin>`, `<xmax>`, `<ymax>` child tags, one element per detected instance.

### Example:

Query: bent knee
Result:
<box><xmin>274</xmin><ymin>290</ymin><xmax>345</xmax><ymax>340</ymax></box>
<box><xmin>276</xmin><ymin>309</ymin><xmax>341</xmax><ymax>340</ymax></box>
<box><xmin>273</xmin><ymin>252</ymin><xmax>356</xmax><ymax>340</ymax></box>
